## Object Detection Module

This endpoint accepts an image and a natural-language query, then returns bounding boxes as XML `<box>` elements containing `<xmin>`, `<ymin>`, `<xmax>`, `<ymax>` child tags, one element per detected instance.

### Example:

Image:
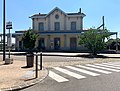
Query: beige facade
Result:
<box><xmin>32</xmin><ymin>7</ymin><xmax>84</xmax><ymax>31</ymax></box>
<box><xmin>15</xmin><ymin>7</ymin><xmax>86</xmax><ymax>51</ymax></box>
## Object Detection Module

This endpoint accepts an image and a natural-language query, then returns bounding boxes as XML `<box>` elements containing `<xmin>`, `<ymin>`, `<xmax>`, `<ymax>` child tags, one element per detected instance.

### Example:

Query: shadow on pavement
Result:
<box><xmin>21</xmin><ymin>66</ymin><xmax>33</xmax><ymax>68</ymax></box>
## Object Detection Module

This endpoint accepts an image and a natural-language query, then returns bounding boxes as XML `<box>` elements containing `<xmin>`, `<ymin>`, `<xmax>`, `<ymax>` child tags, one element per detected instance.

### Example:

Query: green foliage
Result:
<box><xmin>106</xmin><ymin>38</ymin><xmax>120</xmax><ymax>50</ymax></box>
<box><xmin>106</xmin><ymin>39</ymin><xmax>114</xmax><ymax>46</ymax></box>
<box><xmin>79</xmin><ymin>28</ymin><xmax>110</xmax><ymax>55</ymax></box>
<box><xmin>106</xmin><ymin>38</ymin><xmax>120</xmax><ymax>45</ymax></box>
<box><xmin>22</xmin><ymin>29</ymin><xmax>39</xmax><ymax>50</ymax></box>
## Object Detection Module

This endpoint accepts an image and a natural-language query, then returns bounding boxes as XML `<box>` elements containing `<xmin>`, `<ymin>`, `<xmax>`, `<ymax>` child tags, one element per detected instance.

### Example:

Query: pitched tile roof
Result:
<box><xmin>30</xmin><ymin>7</ymin><xmax>86</xmax><ymax>18</ymax></box>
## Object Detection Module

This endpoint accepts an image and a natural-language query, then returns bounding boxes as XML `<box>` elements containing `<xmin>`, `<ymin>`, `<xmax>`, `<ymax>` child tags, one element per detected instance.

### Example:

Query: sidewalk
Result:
<box><xmin>0</xmin><ymin>56</ymin><xmax>48</xmax><ymax>91</ymax></box>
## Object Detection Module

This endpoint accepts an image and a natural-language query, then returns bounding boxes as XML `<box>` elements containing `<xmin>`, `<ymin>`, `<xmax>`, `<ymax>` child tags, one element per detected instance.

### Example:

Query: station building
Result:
<box><xmin>14</xmin><ymin>7</ymin><xmax>86</xmax><ymax>51</ymax></box>
<box><xmin>12</xmin><ymin>7</ymin><xmax>117</xmax><ymax>51</ymax></box>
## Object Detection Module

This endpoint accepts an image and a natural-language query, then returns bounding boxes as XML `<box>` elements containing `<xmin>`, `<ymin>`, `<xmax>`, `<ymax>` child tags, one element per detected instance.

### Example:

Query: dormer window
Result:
<box><xmin>55</xmin><ymin>14</ymin><xmax>59</xmax><ymax>19</ymax></box>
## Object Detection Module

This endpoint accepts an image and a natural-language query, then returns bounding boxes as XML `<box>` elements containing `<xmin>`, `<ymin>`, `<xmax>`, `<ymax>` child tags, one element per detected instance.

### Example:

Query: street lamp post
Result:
<box><xmin>3</xmin><ymin>0</ymin><xmax>6</xmax><ymax>61</ymax></box>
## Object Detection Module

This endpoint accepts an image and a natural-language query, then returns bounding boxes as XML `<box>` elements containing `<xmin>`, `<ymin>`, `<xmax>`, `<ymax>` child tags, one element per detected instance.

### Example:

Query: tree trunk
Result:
<box><xmin>91</xmin><ymin>50</ymin><xmax>97</xmax><ymax>58</ymax></box>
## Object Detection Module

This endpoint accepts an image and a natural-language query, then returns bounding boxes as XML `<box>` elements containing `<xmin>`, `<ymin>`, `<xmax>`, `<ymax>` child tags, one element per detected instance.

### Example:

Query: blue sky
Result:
<box><xmin>0</xmin><ymin>0</ymin><xmax>120</xmax><ymax>38</ymax></box>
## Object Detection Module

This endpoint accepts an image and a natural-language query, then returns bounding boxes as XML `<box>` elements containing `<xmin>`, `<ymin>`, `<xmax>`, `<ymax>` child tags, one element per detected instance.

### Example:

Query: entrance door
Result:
<box><xmin>54</xmin><ymin>38</ymin><xmax>60</xmax><ymax>50</ymax></box>
<box><xmin>38</xmin><ymin>38</ymin><xmax>45</xmax><ymax>50</ymax></box>
<box><xmin>70</xmin><ymin>37</ymin><xmax>77</xmax><ymax>50</ymax></box>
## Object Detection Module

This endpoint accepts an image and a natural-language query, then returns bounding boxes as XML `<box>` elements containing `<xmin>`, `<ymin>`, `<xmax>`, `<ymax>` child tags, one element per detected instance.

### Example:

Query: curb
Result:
<box><xmin>0</xmin><ymin>67</ymin><xmax>49</xmax><ymax>91</ymax></box>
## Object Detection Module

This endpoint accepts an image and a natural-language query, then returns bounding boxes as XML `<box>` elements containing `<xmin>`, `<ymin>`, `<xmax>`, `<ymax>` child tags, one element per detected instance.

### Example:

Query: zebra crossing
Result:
<box><xmin>49</xmin><ymin>71</ymin><xmax>69</xmax><ymax>82</ymax></box>
<box><xmin>65</xmin><ymin>66</ymin><xmax>100</xmax><ymax>76</ymax></box>
<box><xmin>48</xmin><ymin>62</ymin><xmax>120</xmax><ymax>83</ymax></box>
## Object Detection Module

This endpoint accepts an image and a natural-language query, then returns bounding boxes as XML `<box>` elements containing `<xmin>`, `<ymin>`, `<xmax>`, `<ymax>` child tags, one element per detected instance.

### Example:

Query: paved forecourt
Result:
<box><xmin>48</xmin><ymin>62</ymin><xmax>120</xmax><ymax>83</ymax></box>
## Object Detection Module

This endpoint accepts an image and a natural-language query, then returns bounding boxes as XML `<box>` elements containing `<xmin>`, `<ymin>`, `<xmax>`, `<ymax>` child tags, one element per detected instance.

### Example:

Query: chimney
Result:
<box><xmin>79</xmin><ymin>8</ymin><xmax>81</xmax><ymax>13</ymax></box>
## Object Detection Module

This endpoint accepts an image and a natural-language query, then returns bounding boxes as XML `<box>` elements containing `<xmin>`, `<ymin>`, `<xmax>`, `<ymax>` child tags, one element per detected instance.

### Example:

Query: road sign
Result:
<box><xmin>6</xmin><ymin>21</ymin><xmax>12</xmax><ymax>29</ymax></box>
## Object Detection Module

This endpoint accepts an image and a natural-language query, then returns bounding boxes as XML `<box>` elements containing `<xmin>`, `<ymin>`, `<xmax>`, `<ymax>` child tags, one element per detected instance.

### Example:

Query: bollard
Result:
<box><xmin>36</xmin><ymin>52</ymin><xmax>38</xmax><ymax>78</ymax></box>
<box><xmin>40</xmin><ymin>51</ymin><xmax>42</xmax><ymax>70</ymax></box>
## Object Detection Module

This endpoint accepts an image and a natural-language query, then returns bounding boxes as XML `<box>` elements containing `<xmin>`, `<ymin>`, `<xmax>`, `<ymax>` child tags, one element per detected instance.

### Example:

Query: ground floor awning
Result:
<box><xmin>1</xmin><ymin>30</ymin><xmax>117</xmax><ymax>38</ymax></box>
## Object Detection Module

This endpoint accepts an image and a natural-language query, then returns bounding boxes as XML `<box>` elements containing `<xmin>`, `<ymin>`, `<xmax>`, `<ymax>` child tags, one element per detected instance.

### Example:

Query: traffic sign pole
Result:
<box><xmin>6</xmin><ymin>21</ymin><xmax>12</xmax><ymax>59</ymax></box>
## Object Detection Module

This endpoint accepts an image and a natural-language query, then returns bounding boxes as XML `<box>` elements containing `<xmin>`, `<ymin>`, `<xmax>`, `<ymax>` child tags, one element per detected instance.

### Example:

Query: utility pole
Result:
<box><xmin>97</xmin><ymin>16</ymin><xmax>105</xmax><ymax>30</ymax></box>
<box><xmin>103</xmin><ymin>16</ymin><xmax>104</xmax><ymax>31</ymax></box>
<box><xmin>3</xmin><ymin>0</ymin><xmax>6</xmax><ymax>61</ymax></box>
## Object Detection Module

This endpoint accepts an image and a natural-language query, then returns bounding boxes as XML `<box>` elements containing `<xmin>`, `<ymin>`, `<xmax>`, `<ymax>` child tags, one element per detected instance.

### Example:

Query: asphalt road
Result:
<box><xmin>1</xmin><ymin>53</ymin><xmax>120</xmax><ymax>91</ymax></box>
<box><xmin>22</xmin><ymin>70</ymin><xmax>120</xmax><ymax>91</ymax></box>
<box><xmin>22</xmin><ymin>62</ymin><xmax>120</xmax><ymax>91</ymax></box>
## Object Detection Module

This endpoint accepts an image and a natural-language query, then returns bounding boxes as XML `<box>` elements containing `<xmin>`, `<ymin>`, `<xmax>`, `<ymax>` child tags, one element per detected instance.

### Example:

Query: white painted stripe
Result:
<box><xmin>66</xmin><ymin>57</ymin><xmax>82</xmax><ymax>59</ymax></box>
<box><xmin>110</xmin><ymin>62</ymin><xmax>120</xmax><ymax>65</ymax></box>
<box><xmin>111</xmin><ymin>62</ymin><xmax>120</xmax><ymax>64</ymax></box>
<box><xmin>65</xmin><ymin>66</ymin><xmax>100</xmax><ymax>76</ymax></box>
<box><xmin>49</xmin><ymin>71</ymin><xmax>69</xmax><ymax>82</ymax></box>
<box><xmin>87</xmin><ymin>64</ymin><xmax>120</xmax><ymax>72</ymax></box>
<box><xmin>76</xmin><ymin>65</ymin><xmax>111</xmax><ymax>74</ymax></box>
<box><xmin>102</xmin><ymin>63</ymin><xmax>120</xmax><ymax>67</ymax></box>
<box><xmin>95</xmin><ymin>64</ymin><xmax>120</xmax><ymax>70</ymax></box>
<box><xmin>53</xmin><ymin>67</ymin><xmax>86</xmax><ymax>79</ymax></box>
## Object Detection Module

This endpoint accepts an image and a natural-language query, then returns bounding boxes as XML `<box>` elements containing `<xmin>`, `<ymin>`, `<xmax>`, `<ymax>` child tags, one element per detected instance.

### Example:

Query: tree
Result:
<box><xmin>22</xmin><ymin>29</ymin><xmax>39</xmax><ymax>52</ymax></box>
<box><xmin>79</xmin><ymin>28</ymin><xmax>110</xmax><ymax>56</ymax></box>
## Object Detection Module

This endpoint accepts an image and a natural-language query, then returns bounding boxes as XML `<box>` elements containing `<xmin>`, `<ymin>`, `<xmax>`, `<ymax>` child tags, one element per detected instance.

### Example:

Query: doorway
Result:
<box><xmin>38</xmin><ymin>38</ymin><xmax>45</xmax><ymax>50</ymax></box>
<box><xmin>70</xmin><ymin>37</ymin><xmax>77</xmax><ymax>50</ymax></box>
<box><xmin>54</xmin><ymin>38</ymin><xmax>60</xmax><ymax>50</ymax></box>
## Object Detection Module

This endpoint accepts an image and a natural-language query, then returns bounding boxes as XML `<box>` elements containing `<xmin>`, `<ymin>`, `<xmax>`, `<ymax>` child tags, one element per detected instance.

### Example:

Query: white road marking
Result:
<box><xmin>53</xmin><ymin>67</ymin><xmax>86</xmax><ymax>79</ymax></box>
<box><xmin>95</xmin><ymin>64</ymin><xmax>120</xmax><ymax>70</ymax></box>
<box><xmin>49</xmin><ymin>71</ymin><xmax>69</xmax><ymax>82</ymax></box>
<box><xmin>110</xmin><ymin>62</ymin><xmax>120</xmax><ymax>64</ymax></box>
<box><xmin>66</xmin><ymin>57</ymin><xmax>82</xmax><ymax>59</ymax></box>
<box><xmin>87</xmin><ymin>64</ymin><xmax>120</xmax><ymax>72</ymax></box>
<box><xmin>102</xmin><ymin>63</ymin><xmax>120</xmax><ymax>67</ymax></box>
<box><xmin>65</xmin><ymin>66</ymin><xmax>100</xmax><ymax>76</ymax></box>
<box><xmin>76</xmin><ymin>65</ymin><xmax>112</xmax><ymax>74</ymax></box>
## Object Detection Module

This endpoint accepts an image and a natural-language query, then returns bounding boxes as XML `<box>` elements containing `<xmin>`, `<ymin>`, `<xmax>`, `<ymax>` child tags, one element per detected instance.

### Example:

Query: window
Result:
<box><xmin>55</xmin><ymin>22</ymin><xmax>60</xmax><ymax>31</ymax></box>
<box><xmin>55</xmin><ymin>14</ymin><xmax>59</xmax><ymax>19</ymax></box>
<box><xmin>71</xmin><ymin>22</ymin><xmax>76</xmax><ymax>30</ymax></box>
<box><xmin>39</xmin><ymin>22</ymin><xmax>44</xmax><ymax>31</ymax></box>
